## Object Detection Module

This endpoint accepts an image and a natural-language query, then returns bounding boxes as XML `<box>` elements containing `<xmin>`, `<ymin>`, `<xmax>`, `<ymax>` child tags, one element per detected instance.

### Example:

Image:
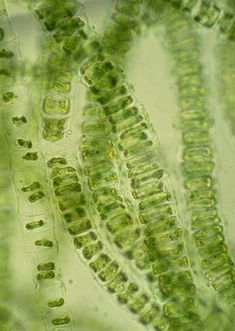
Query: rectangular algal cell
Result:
<box><xmin>34</xmin><ymin>238</ymin><xmax>54</xmax><ymax>248</ymax></box>
<box><xmin>51</xmin><ymin>315</ymin><xmax>71</xmax><ymax>326</ymax></box>
<box><xmin>27</xmin><ymin>244</ymin><xmax>59</xmax><ymax>273</ymax></box>
<box><xmin>218</xmin><ymin>11</ymin><xmax>234</xmax><ymax>33</ymax></box>
<box><xmin>81</xmin><ymin>119</ymin><xmax>111</xmax><ymax>136</ymax></box>
<box><xmin>132</xmin><ymin>181</ymin><xmax>163</xmax><ymax>200</ymax></box>
<box><xmin>22</xmin><ymin>251</ymin><xmax>57</xmax><ymax>280</ymax></box>
<box><xmin>43</xmin><ymin>94</ymin><xmax>70</xmax><ymax>115</ymax></box>
<box><xmin>50</xmin><ymin>165</ymin><xmax>77</xmax><ymax>179</ymax></box>
<box><xmin>21</xmin><ymin>181</ymin><xmax>41</xmax><ymax>192</ymax></box>
<box><xmin>11</xmin><ymin>115</ymin><xmax>27</xmax><ymax>127</ymax></box>
<box><xmin>92</xmin><ymin>83</ymin><xmax>129</xmax><ymax>105</ymax></box>
<box><xmin>18</xmin><ymin>212</ymin><xmax>49</xmax><ymax>232</ymax></box>
<box><xmin>23</xmin><ymin>229</ymin><xmax>57</xmax><ymax>254</ymax></box>
<box><xmin>47</xmin><ymin>297</ymin><xmax>65</xmax><ymax>308</ymax></box>
<box><xmin>36</xmin><ymin>270</ymin><xmax>55</xmax><ymax>281</ymax></box>
<box><xmin>41</xmin><ymin>283</ymin><xmax>68</xmax><ymax>308</ymax></box>
<box><xmin>1</xmin><ymin>81</ymin><xmax>32</xmax><ymax>110</ymax></box>
<box><xmin>42</xmin><ymin>117</ymin><xmax>66</xmax><ymax>141</ymax></box>
<box><xmin>2</xmin><ymin>123</ymin><xmax>38</xmax><ymax>156</ymax></box>
<box><xmin>14</xmin><ymin>189</ymin><xmax>48</xmax><ymax>216</ymax></box>
<box><xmin>7</xmin><ymin>150</ymin><xmax>41</xmax><ymax>174</ymax></box>
<box><xmin>106</xmin><ymin>213</ymin><xmax>133</xmax><ymax>234</ymax></box>
<box><xmin>16</xmin><ymin>138</ymin><xmax>33</xmax><ymax>149</ymax></box>
<box><xmin>13</xmin><ymin>168</ymin><xmax>46</xmax><ymax>194</ymax></box>
<box><xmin>200</xmin><ymin>4</ymin><xmax>220</xmax><ymax>27</ymax></box>
<box><xmin>0</xmin><ymin>38</ymin><xmax>23</xmax><ymax>70</ymax></box>
<box><xmin>52</xmin><ymin>172</ymin><xmax>79</xmax><ymax>187</ymax></box>
<box><xmin>34</xmin><ymin>259</ymin><xmax>56</xmax><ymax>274</ymax></box>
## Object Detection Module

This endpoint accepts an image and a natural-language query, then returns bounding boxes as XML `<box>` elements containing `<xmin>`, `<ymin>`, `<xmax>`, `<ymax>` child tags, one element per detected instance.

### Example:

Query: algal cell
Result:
<box><xmin>43</xmin><ymin>94</ymin><xmax>70</xmax><ymax>114</ymax></box>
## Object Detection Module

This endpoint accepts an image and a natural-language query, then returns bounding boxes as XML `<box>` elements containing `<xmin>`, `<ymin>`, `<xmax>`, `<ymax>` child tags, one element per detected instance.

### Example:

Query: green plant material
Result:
<box><xmin>1</xmin><ymin>0</ymin><xmax>235</xmax><ymax>330</ymax></box>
